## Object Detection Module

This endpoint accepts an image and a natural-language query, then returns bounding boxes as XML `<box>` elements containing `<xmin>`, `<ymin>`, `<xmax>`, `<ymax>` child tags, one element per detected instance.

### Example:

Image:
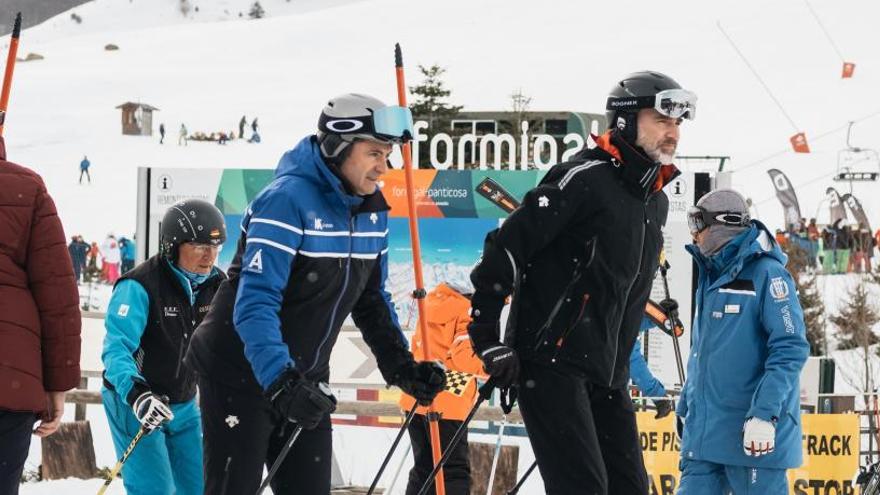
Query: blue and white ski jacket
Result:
<box><xmin>677</xmin><ymin>221</ymin><xmax>809</xmax><ymax>469</ymax></box>
<box><xmin>186</xmin><ymin>136</ymin><xmax>411</xmax><ymax>391</ymax></box>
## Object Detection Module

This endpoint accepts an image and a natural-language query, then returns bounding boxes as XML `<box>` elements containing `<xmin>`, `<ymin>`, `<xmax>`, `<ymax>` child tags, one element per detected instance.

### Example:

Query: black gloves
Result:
<box><xmin>394</xmin><ymin>361</ymin><xmax>447</xmax><ymax>406</ymax></box>
<box><xmin>478</xmin><ymin>344</ymin><xmax>520</xmax><ymax>388</ymax></box>
<box><xmin>654</xmin><ymin>398</ymin><xmax>674</xmax><ymax>419</ymax></box>
<box><xmin>659</xmin><ymin>298</ymin><xmax>679</xmax><ymax>316</ymax></box>
<box><xmin>266</xmin><ymin>368</ymin><xmax>336</xmax><ymax>430</ymax></box>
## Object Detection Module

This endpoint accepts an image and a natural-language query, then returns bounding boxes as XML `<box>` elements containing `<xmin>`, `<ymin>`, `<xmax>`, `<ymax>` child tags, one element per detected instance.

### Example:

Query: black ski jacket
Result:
<box><xmin>469</xmin><ymin>131</ymin><xmax>679</xmax><ymax>388</ymax></box>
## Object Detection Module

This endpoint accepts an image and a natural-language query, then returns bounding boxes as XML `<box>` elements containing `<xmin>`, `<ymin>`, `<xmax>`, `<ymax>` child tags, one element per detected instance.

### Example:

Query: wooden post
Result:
<box><xmin>41</xmin><ymin>421</ymin><xmax>98</xmax><ymax>480</ymax></box>
<box><xmin>75</xmin><ymin>376</ymin><xmax>88</xmax><ymax>421</ymax></box>
<box><xmin>468</xmin><ymin>442</ymin><xmax>519</xmax><ymax>495</ymax></box>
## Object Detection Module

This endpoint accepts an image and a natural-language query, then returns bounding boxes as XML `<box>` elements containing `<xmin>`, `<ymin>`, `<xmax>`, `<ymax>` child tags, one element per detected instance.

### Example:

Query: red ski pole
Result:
<box><xmin>0</xmin><ymin>12</ymin><xmax>22</xmax><ymax>137</ymax></box>
<box><xmin>394</xmin><ymin>42</ymin><xmax>447</xmax><ymax>495</ymax></box>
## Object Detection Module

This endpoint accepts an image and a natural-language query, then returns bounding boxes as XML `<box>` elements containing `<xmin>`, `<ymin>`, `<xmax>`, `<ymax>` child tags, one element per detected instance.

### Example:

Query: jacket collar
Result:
<box><xmin>275</xmin><ymin>136</ymin><xmax>389</xmax><ymax>215</ymax></box>
<box><xmin>591</xmin><ymin>131</ymin><xmax>681</xmax><ymax>195</ymax></box>
<box><xmin>687</xmin><ymin>220</ymin><xmax>786</xmax><ymax>290</ymax></box>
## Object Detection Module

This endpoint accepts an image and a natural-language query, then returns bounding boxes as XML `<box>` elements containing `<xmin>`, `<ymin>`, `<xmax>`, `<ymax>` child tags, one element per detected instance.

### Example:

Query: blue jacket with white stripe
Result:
<box><xmin>677</xmin><ymin>221</ymin><xmax>809</xmax><ymax>469</ymax></box>
<box><xmin>186</xmin><ymin>136</ymin><xmax>412</xmax><ymax>391</ymax></box>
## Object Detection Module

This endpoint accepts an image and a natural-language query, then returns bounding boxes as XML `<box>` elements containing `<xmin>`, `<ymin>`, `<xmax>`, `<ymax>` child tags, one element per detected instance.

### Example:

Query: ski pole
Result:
<box><xmin>394</xmin><ymin>41</ymin><xmax>446</xmax><ymax>495</ymax></box>
<box><xmin>255</xmin><ymin>424</ymin><xmax>304</xmax><ymax>495</ymax></box>
<box><xmin>507</xmin><ymin>460</ymin><xmax>538</xmax><ymax>495</ymax></box>
<box><xmin>416</xmin><ymin>378</ymin><xmax>497</xmax><ymax>495</ymax></box>
<box><xmin>659</xmin><ymin>260</ymin><xmax>686</xmax><ymax>387</ymax></box>
<box><xmin>97</xmin><ymin>426</ymin><xmax>148</xmax><ymax>495</ymax></box>
<box><xmin>367</xmin><ymin>403</ymin><xmax>419</xmax><ymax>495</ymax></box>
<box><xmin>0</xmin><ymin>12</ymin><xmax>21</xmax><ymax>136</ymax></box>
<box><xmin>387</xmin><ymin>441</ymin><xmax>413</xmax><ymax>494</ymax></box>
<box><xmin>485</xmin><ymin>413</ymin><xmax>507</xmax><ymax>495</ymax></box>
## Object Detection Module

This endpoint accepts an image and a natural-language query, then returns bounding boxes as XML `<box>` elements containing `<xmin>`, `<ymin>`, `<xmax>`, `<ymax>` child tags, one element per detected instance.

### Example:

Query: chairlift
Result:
<box><xmin>835</xmin><ymin>122</ymin><xmax>880</xmax><ymax>183</ymax></box>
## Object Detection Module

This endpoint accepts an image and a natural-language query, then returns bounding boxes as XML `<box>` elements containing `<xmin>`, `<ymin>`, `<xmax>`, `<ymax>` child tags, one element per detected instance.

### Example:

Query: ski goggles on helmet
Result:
<box><xmin>687</xmin><ymin>206</ymin><xmax>750</xmax><ymax>235</ymax></box>
<box><xmin>606</xmin><ymin>88</ymin><xmax>697</xmax><ymax>120</ymax></box>
<box><xmin>319</xmin><ymin>105</ymin><xmax>414</xmax><ymax>143</ymax></box>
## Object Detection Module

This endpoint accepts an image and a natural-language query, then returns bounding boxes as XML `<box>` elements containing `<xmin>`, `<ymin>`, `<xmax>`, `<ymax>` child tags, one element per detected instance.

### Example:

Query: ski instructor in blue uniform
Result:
<box><xmin>101</xmin><ymin>199</ymin><xmax>227</xmax><ymax>495</ymax></box>
<box><xmin>186</xmin><ymin>93</ymin><xmax>446</xmax><ymax>495</ymax></box>
<box><xmin>677</xmin><ymin>189</ymin><xmax>809</xmax><ymax>494</ymax></box>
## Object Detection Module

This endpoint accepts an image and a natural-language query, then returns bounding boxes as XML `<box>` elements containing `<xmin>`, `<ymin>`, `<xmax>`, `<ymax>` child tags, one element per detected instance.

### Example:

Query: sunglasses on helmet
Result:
<box><xmin>687</xmin><ymin>206</ymin><xmax>750</xmax><ymax>235</ymax></box>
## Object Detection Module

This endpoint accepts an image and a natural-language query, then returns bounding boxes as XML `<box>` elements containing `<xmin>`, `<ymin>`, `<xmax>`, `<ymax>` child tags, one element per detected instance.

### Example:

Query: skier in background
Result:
<box><xmin>79</xmin><ymin>155</ymin><xmax>91</xmax><ymax>184</ymax></box>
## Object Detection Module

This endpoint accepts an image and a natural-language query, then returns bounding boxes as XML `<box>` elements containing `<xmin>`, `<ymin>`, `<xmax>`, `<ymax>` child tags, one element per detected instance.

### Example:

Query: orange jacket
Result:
<box><xmin>399</xmin><ymin>283</ymin><xmax>487</xmax><ymax>420</ymax></box>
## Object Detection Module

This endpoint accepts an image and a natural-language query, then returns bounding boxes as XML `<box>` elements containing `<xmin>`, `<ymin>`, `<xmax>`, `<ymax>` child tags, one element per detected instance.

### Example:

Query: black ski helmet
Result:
<box><xmin>316</xmin><ymin>93</ymin><xmax>411</xmax><ymax>164</ymax></box>
<box><xmin>159</xmin><ymin>198</ymin><xmax>226</xmax><ymax>260</ymax></box>
<box><xmin>605</xmin><ymin>71</ymin><xmax>695</xmax><ymax>143</ymax></box>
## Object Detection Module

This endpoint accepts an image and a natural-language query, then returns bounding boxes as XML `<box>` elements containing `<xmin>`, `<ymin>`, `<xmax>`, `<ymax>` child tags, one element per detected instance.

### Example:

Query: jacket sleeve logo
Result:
<box><xmin>538</xmin><ymin>195</ymin><xmax>550</xmax><ymax>207</ymax></box>
<box><xmin>247</xmin><ymin>249</ymin><xmax>263</xmax><ymax>273</ymax></box>
<box><xmin>769</xmin><ymin>277</ymin><xmax>790</xmax><ymax>301</ymax></box>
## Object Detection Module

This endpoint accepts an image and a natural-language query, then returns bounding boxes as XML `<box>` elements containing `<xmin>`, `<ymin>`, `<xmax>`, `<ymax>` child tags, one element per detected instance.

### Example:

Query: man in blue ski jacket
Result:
<box><xmin>677</xmin><ymin>189</ymin><xmax>809</xmax><ymax>494</ymax></box>
<box><xmin>186</xmin><ymin>93</ymin><xmax>447</xmax><ymax>495</ymax></box>
<box><xmin>101</xmin><ymin>198</ymin><xmax>227</xmax><ymax>495</ymax></box>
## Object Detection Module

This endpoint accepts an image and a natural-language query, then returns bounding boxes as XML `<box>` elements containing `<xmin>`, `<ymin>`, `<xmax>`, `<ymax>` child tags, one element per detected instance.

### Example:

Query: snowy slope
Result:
<box><xmin>1</xmin><ymin>0</ymin><xmax>879</xmax><ymax>242</ymax></box>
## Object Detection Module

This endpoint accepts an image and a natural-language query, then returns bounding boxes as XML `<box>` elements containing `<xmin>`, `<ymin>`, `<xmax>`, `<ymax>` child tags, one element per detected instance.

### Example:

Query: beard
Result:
<box><xmin>636</xmin><ymin>131</ymin><xmax>677</xmax><ymax>164</ymax></box>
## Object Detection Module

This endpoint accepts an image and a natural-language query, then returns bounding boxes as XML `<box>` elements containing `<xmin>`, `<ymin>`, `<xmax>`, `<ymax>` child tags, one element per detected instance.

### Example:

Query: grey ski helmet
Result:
<box><xmin>605</xmin><ymin>71</ymin><xmax>696</xmax><ymax>142</ymax></box>
<box><xmin>317</xmin><ymin>93</ymin><xmax>413</xmax><ymax>163</ymax></box>
<box><xmin>159</xmin><ymin>198</ymin><xmax>227</xmax><ymax>260</ymax></box>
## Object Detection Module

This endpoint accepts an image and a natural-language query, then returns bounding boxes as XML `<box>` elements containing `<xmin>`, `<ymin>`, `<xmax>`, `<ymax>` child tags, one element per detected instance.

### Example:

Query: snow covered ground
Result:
<box><xmin>5</xmin><ymin>0</ymin><xmax>880</xmax><ymax>492</ymax></box>
<box><xmin>2</xmin><ymin>0</ymin><xmax>879</xmax><ymax>243</ymax></box>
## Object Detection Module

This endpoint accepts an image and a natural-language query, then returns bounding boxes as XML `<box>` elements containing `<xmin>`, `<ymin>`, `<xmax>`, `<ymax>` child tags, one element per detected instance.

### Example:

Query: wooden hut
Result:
<box><xmin>115</xmin><ymin>102</ymin><xmax>159</xmax><ymax>136</ymax></box>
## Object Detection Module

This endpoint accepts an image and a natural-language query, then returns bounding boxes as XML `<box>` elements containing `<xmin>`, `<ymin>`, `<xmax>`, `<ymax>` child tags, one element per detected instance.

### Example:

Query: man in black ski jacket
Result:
<box><xmin>468</xmin><ymin>71</ymin><xmax>696</xmax><ymax>494</ymax></box>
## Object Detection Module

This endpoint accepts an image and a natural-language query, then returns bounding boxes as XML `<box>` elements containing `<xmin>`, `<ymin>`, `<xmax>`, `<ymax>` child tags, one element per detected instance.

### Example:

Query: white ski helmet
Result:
<box><xmin>316</xmin><ymin>93</ymin><xmax>414</xmax><ymax>162</ymax></box>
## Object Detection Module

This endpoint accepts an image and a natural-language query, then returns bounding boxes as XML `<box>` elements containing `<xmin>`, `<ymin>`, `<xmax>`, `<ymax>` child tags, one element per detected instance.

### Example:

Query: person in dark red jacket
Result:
<box><xmin>0</xmin><ymin>137</ymin><xmax>82</xmax><ymax>495</ymax></box>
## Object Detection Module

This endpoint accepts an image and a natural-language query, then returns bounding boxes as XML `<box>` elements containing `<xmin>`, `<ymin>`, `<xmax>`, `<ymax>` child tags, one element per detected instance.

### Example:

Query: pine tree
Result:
<box><xmin>409</xmin><ymin>64</ymin><xmax>462</xmax><ymax>168</ymax></box>
<box><xmin>832</xmin><ymin>278</ymin><xmax>879</xmax><ymax>351</ymax></box>
<box><xmin>782</xmin><ymin>241</ymin><xmax>826</xmax><ymax>355</ymax></box>
<box><xmin>249</xmin><ymin>1</ymin><xmax>266</xmax><ymax>19</ymax></box>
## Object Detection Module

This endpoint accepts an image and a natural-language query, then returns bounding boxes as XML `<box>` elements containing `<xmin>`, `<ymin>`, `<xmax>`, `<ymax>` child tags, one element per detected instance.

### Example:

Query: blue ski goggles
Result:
<box><xmin>319</xmin><ymin>105</ymin><xmax>414</xmax><ymax>143</ymax></box>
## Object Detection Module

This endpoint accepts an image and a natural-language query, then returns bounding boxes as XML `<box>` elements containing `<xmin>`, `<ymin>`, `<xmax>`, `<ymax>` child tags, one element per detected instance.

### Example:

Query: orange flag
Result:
<box><xmin>790</xmin><ymin>132</ymin><xmax>810</xmax><ymax>153</ymax></box>
<box><xmin>842</xmin><ymin>62</ymin><xmax>855</xmax><ymax>78</ymax></box>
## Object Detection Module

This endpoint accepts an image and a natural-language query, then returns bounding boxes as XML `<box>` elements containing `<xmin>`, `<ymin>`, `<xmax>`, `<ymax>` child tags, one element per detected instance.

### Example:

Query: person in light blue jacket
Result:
<box><xmin>630</xmin><ymin>317</ymin><xmax>673</xmax><ymax>418</ymax></box>
<box><xmin>101</xmin><ymin>199</ymin><xmax>226</xmax><ymax>495</ymax></box>
<box><xmin>677</xmin><ymin>189</ymin><xmax>809</xmax><ymax>494</ymax></box>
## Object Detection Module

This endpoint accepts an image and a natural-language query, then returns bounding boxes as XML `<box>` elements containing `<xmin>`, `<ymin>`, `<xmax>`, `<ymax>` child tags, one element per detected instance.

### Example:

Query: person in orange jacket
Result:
<box><xmin>399</xmin><ymin>282</ymin><xmax>488</xmax><ymax>495</ymax></box>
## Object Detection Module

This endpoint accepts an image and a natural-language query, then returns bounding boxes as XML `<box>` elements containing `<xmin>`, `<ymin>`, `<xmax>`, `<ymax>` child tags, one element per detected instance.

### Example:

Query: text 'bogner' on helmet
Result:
<box><xmin>316</xmin><ymin>93</ymin><xmax>415</xmax><ymax>163</ymax></box>
<box><xmin>605</xmin><ymin>71</ymin><xmax>697</xmax><ymax>142</ymax></box>
<box><xmin>159</xmin><ymin>198</ymin><xmax>227</xmax><ymax>260</ymax></box>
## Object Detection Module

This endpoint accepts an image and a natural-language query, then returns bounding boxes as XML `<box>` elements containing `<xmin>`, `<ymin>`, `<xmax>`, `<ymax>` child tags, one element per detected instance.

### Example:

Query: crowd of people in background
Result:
<box><xmin>67</xmin><ymin>234</ymin><xmax>136</xmax><ymax>285</ymax></box>
<box><xmin>775</xmin><ymin>217</ymin><xmax>879</xmax><ymax>274</ymax></box>
<box><xmin>156</xmin><ymin>116</ymin><xmax>260</xmax><ymax>146</ymax></box>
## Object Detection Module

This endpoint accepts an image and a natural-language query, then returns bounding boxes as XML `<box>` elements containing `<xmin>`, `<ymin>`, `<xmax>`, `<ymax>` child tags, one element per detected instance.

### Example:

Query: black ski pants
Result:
<box><xmin>405</xmin><ymin>415</ymin><xmax>470</xmax><ymax>495</ymax></box>
<box><xmin>0</xmin><ymin>410</ymin><xmax>35</xmax><ymax>495</ymax></box>
<box><xmin>199</xmin><ymin>377</ymin><xmax>332</xmax><ymax>495</ymax></box>
<box><xmin>518</xmin><ymin>361</ymin><xmax>648</xmax><ymax>495</ymax></box>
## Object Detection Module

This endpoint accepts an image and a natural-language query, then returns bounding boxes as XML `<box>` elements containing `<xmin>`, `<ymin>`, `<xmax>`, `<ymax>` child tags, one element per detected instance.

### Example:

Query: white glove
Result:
<box><xmin>743</xmin><ymin>417</ymin><xmax>775</xmax><ymax>457</ymax></box>
<box><xmin>132</xmin><ymin>392</ymin><xmax>174</xmax><ymax>432</ymax></box>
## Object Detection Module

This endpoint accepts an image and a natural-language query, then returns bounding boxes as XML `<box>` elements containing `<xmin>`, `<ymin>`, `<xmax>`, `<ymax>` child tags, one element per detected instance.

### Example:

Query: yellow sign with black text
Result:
<box><xmin>637</xmin><ymin>412</ymin><xmax>681</xmax><ymax>495</ymax></box>
<box><xmin>788</xmin><ymin>414</ymin><xmax>859</xmax><ymax>495</ymax></box>
<box><xmin>637</xmin><ymin>413</ymin><xmax>860</xmax><ymax>495</ymax></box>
